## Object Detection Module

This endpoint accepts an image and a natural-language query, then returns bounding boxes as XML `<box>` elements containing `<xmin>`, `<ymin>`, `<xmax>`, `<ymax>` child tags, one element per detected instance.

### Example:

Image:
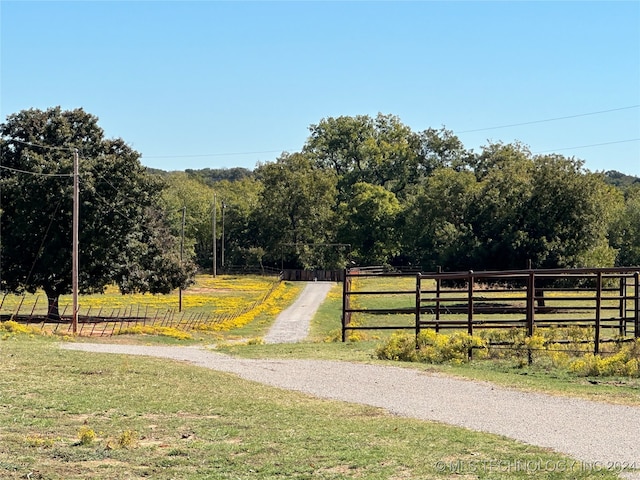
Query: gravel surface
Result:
<box><xmin>263</xmin><ymin>281</ymin><xmax>333</xmax><ymax>344</ymax></box>
<box><xmin>61</xmin><ymin>282</ymin><xmax>640</xmax><ymax>478</ymax></box>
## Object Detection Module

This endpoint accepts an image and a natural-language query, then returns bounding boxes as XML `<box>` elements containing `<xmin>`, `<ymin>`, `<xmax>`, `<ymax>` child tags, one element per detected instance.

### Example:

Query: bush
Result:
<box><xmin>376</xmin><ymin>330</ymin><xmax>487</xmax><ymax>364</ymax></box>
<box><xmin>77</xmin><ymin>427</ymin><xmax>96</xmax><ymax>446</ymax></box>
<box><xmin>377</xmin><ymin>330</ymin><xmax>640</xmax><ymax>378</ymax></box>
<box><xmin>569</xmin><ymin>340</ymin><xmax>640</xmax><ymax>377</ymax></box>
<box><xmin>375</xmin><ymin>332</ymin><xmax>419</xmax><ymax>362</ymax></box>
<box><xmin>0</xmin><ymin>320</ymin><xmax>42</xmax><ymax>337</ymax></box>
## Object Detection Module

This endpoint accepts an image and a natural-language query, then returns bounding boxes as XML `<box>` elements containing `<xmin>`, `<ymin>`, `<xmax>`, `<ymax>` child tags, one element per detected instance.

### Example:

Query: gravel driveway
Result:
<box><xmin>263</xmin><ymin>281</ymin><xmax>333</xmax><ymax>343</ymax></box>
<box><xmin>61</xmin><ymin>282</ymin><xmax>640</xmax><ymax>478</ymax></box>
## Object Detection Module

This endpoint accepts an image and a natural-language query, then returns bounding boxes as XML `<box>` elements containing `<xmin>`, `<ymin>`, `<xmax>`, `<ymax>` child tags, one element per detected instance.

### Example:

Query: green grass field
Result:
<box><xmin>0</xmin><ymin>337</ymin><xmax>626</xmax><ymax>480</ymax></box>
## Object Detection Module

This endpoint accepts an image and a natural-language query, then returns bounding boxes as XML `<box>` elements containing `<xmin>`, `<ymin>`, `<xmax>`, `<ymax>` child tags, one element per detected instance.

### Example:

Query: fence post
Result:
<box><xmin>527</xmin><ymin>270</ymin><xmax>535</xmax><ymax>338</ymax></box>
<box><xmin>635</xmin><ymin>272</ymin><xmax>639</xmax><ymax>339</ymax></box>
<box><xmin>619</xmin><ymin>275</ymin><xmax>627</xmax><ymax>336</ymax></box>
<box><xmin>467</xmin><ymin>271</ymin><xmax>474</xmax><ymax>360</ymax></box>
<box><xmin>435</xmin><ymin>266</ymin><xmax>442</xmax><ymax>332</ymax></box>
<box><xmin>341</xmin><ymin>269</ymin><xmax>349</xmax><ymax>342</ymax></box>
<box><xmin>527</xmin><ymin>269</ymin><xmax>535</xmax><ymax>365</ymax></box>
<box><xmin>595</xmin><ymin>272</ymin><xmax>602</xmax><ymax>355</ymax></box>
<box><xmin>415</xmin><ymin>274</ymin><xmax>421</xmax><ymax>348</ymax></box>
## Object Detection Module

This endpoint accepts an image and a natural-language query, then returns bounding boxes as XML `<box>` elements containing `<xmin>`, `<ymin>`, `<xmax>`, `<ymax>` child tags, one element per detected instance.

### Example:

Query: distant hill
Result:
<box><xmin>145</xmin><ymin>167</ymin><xmax>254</xmax><ymax>184</ymax></box>
<box><xmin>147</xmin><ymin>166</ymin><xmax>638</xmax><ymax>188</ymax></box>
<box><xmin>603</xmin><ymin>170</ymin><xmax>640</xmax><ymax>188</ymax></box>
<box><xmin>185</xmin><ymin>167</ymin><xmax>254</xmax><ymax>184</ymax></box>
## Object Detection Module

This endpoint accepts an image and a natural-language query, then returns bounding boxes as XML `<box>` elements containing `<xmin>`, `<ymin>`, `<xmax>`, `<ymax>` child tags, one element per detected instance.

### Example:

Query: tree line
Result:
<box><xmin>166</xmin><ymin>113</ymin><xmax>639</xmax><ymax>273</ymax></box>
<box><xmin>1</xmin><ymin>108</ymin><xmax>639</xmax><ymax>315</ymax></box>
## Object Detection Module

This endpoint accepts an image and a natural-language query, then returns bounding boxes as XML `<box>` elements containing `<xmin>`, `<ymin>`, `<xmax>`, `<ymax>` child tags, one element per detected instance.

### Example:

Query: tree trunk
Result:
<box><xmin>44</xmin><ymin>288</ymin><xmax>61</xmax><ymax>321</ymax></box>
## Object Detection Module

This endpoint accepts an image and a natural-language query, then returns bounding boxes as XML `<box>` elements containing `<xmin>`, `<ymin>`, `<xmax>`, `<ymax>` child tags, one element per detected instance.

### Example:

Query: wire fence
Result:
<box><xmin>1</xmin><ymin>276</ymin><xmax>283</xmax><ymax>337</ymax></box>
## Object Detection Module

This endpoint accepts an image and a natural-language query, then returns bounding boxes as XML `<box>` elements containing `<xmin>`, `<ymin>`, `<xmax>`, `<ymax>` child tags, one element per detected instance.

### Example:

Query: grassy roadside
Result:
<box><xmin>0</xmin><ymin>337</ymin><xmax>624</xmax><ymax>480</ymax></box>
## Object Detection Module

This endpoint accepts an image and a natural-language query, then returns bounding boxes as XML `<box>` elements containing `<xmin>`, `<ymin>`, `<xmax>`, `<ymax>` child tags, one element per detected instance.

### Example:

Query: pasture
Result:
<box><xmin>0</xmin><ymin>275</ymin><xmax>300</xmax><ymax>338</ymax></box>
<box><xmin>0</xmin><ymin>337</ymin><xmax>625</xmax><ymax>480</ymax></box>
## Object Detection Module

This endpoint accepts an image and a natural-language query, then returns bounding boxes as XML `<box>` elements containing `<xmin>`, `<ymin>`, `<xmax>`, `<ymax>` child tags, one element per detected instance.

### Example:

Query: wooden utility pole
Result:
<box><xmin>179</xmin><ymin>206</ymin><xmax>186</xmax><ymax>312</ymax></box>
<box><xmin>72</xmin><ymin>149</ymin><xmax>79</xmax><ymax>334</ymax></box>
<box><xmin>221</xmin><ymin>201</ymin><xmax>225</xmax><ymax>270</ymax></box>
<box><xmin>212</xmin><ymin>193</ymin><xmax>217</xmax><ymax>277</ymax></box>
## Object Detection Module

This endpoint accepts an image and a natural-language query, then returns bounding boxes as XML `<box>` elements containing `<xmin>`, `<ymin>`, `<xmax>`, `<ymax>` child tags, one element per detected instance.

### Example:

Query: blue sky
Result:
<box><xmin>1</xmin><ymin>1</ymin><xmax>639</xmax><ymax>175</ymax></box>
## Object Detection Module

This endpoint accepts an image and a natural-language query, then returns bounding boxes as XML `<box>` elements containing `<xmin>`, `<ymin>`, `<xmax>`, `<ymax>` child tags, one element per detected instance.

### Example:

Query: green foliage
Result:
<box><xmin>161</xmin><ymin>172</ymin><xmax>215</xmax><ymax>269</ymax></box>
<box><xmin>609</xmin><ymin>184</ymin><xmax>640</xmax><ymax>266</ymax></box>
<box><xmin>569</xmin><ymin>340</ymin><xmax>640</xmax><ymax>377</ymax></box>
<box><xmin>603</xmin><ymin>170</ymin><xmax>640</xmax><ymax>189</ymax></box>
<box><xmin>401</xmin><ymin>168</ymin><xmax>480</xmax><ymax>269</ymax></box>
<box><xmin>184</xmin><ymin>167</ymin><xmax>253</xmax><ymax>185</ymax></box>
<box><xmin>5</xmin><ymin>109</ymin><xmax>635</xmax><ymax>276</ymax></box>
<box><xmin>339</xmin><ymin>182</ymin><xmax>401</xmax><ymax>265</ymax></box>
<box><xmin>376</xmin><ymin>330</ymin><xmax>487</xmax><ymax>364</ymax></box>
<box><xmin>252</xmin><ymin>152</ymin><xmax>338</xmax><ymax>268</ymax></box>
<box><xmin>1</xmin><ymin>107</ymin><xmax>195</xmax><ymax>317</ymax></box>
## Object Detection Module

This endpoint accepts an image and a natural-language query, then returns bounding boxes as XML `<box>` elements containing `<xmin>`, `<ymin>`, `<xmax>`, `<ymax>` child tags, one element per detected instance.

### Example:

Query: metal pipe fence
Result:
<box><xmin>342</xmin><ymin>267</ymin><xmax>640</xmax><ymax>354</ymax></box>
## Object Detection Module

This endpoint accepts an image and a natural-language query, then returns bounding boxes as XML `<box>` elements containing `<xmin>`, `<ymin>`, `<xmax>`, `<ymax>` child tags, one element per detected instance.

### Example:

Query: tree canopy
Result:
<box><xmin>3</xmin><ymin>108</ymin><xmax>638</xmax><ymax>287</ymax></box>
<box><xmin>158</xmin><ymin>114</ymin><xmax>638</xmax><ymax>272</ymax></box>
<box><xmin>0</xmin><ymin>107</ymin><xmax>195</xmax><ymax>316</ymax></box>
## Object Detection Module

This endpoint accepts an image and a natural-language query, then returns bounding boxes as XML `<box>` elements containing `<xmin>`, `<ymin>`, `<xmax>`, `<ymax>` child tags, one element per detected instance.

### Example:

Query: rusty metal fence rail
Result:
<box><xmin>342</xmin><ymin>267</ymin><xmax>640</xmax><ymax>352</ymax></box>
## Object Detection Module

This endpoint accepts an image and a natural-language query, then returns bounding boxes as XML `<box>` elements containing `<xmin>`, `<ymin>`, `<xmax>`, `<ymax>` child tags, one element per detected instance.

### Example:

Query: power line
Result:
<box><xmin>533</xmin><ymin>138</ymin><xmax>640</xmax><ymax>155</ymax></box>
<box><xmin>138</xmin><ymin>105</ymin><xmax>639</xmax><ymax>161</ymax></box>
<box><xmin>142</xmin><ymin>149</ymin><xmax>285</xmax><ymax>159</ymax></box>
<box><xmin>455</xmin><ymin>105</ymin><xmax>639</xmax><ymax>134</ymax></box>
<box><xmin>1</xmin><ymin>137</ymin><xmax>76</xmax><ymax>152</ymax></box>
<box><xmin>0</xmin><ymin>164</ymin><xmax>73</xmax><ymax>177</ymax></box>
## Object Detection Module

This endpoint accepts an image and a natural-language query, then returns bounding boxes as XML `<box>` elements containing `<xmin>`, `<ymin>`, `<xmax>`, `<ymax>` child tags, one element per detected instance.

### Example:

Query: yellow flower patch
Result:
<box><xmin>195</xmin><ymin>281</ymin><xmax>298</xmax><ymax>332</ymax></box>
<box><xmin>116</xmin><ymin>325</ymin><xmax>193</xmax><ymax>340</ymax></box>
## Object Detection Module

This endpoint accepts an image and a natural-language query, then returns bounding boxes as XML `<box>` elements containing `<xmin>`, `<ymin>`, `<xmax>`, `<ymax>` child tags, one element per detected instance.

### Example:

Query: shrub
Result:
<box><xmin>376</xmin><ymin>330</ymin><xmax>487</xmax><ymax>364</ymax></box>
<box><xmin>0</xmin><ymin>320</ymin><xmax>42</xmax><ymax>337</ymax></box>
<box><xmin>77</xmin><ymin>426</ymin><xmax>96</xmax><ymax>446</ymax></box>
<box><xmin>117</xmin><ymin>429</ymin><xmax>138</xmax><ymax>449</ymax></box>
<box><xmin>375</xmin><ymin>332</ymin><xmax>419</xmax><ymax>362</ymax></box>
<box><xmin>569</xmin><ymin>340</ymin><xmax>640</xmax><ymax>377</ymax></box>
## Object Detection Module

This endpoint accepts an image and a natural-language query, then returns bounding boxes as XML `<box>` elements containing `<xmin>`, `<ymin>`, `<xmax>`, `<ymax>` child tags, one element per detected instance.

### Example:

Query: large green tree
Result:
<box><xmin>251</xmin><ymin>152</ymin><xmax>338</xmax><ymax>269</ymax></box>
<box><xmin>522</xmin><ymin>154</ymin><xmax>620</xmax><ymax>268</ymax></box>
<box><xmin>401</xmin><ymin>168</ymin><xmax>480</xmax><ymax>270</ymax></box>
<box><xmin>609</xmin><ymin>184</ymin><xmax>640</xmax><ymax>267</ymax></box>
<box><xmin>304</xmin><ymin>113</ymin><xmax>424</xmax><ymax>197</ymax></box>
<box><xmin>467</xmin><ymin>142</ymin><xmax>536</xmax><ymax>269</ymax></box>
<box><xmin>338</xmin><ymin>182</ymin><xmax>401</xmax><ymax>265</ymax></box>
<box><xmin>0</xmin><ymin>107</ymin><xmax>195</xmax><ymax>318</ymax></box>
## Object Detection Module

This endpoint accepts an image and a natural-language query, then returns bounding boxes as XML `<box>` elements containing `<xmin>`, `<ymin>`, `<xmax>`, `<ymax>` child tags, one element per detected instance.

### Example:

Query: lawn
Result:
<box><xmin>0</xmin><ymin>336</ymin><xmax>625</xmax><ymax>480</ymax></box>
